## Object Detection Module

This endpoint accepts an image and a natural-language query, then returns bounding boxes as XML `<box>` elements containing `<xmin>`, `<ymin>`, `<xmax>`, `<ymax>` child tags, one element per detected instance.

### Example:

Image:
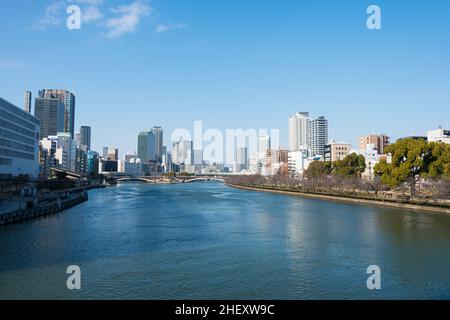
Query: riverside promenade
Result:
<box><xmin>0</xmin><ymin>184</ymin><xmax>103</xmax><ymax>226</ymax></box>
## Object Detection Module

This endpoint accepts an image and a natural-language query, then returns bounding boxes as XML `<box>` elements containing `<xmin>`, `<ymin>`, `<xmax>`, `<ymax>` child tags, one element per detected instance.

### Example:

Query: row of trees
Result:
<box><xmin>305</xmin><ymin>153</ymin><xmax>366</xmax><ymax>179</ymax></box>
<box><xmin>227</xmin><ymin>139</ymin><xmax>450</xmax><ymax>200</ymax></box>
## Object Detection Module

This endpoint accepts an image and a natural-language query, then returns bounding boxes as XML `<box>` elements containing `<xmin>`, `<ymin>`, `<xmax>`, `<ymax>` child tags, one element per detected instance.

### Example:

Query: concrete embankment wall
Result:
<box><xmin>0</xmin><ymin>191</ymin><xmax>88</xmax><ymax>226</ymax></box>
<box><xmin>226</xmin><ymin>183</ymin><xmax>450</xmax><ymax>215</ymax></box>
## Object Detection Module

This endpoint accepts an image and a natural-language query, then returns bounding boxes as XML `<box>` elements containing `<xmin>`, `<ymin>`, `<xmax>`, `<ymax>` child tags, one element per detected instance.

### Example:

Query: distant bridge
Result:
<box><xmin>116</xmin><ymin>177</ymin><xmax>168</xmax><ymax>183</ymax></box>
<box><xmin>115</xmin><ymin>175</ymin><xmax>225</xmax><ymax>184</ymax></box>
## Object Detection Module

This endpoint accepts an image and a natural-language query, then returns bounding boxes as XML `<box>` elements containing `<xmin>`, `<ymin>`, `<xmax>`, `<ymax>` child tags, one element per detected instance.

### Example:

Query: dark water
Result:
<box><xmin>0</xmin><ymin>182</ymin><xmax>449</xmax><ymax>300</ymax></box>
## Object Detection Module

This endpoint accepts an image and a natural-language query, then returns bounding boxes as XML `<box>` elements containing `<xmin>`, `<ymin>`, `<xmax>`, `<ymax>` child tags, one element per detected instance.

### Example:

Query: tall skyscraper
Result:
<box><xmin>258</xmin><ymin>135</ymin><xmax>271</xmax><ymax>157</ymax></box>
<box><xmin>34</xmin><ymin>97</ymin><xmax>65</xmax><ymax>138</ymax></box>
<box><xmin>138</xmin><ymin>131</ymin><xmax>157</xmax><ymax>162</ymax></box>
<box><xmin>235</xmin><ymin>147</ymin><xmax>248</xmax><ymax>173</ymax></box>
<box><xmin>172</xmin><ymin>139</ymin><xmax>193</xmax><ymax>165</ymax></box>
<box><xmin>24</xmin><ymin>91</ymin><xmax>32</xmax><ymax>114</ymax></box>
<box><xmin>289</xmin><ymin>112</ymin><xmax>310</xmax><ymax>151</ymax></box>
<box><xmin>152</xmin><ymin>126</ymin><xmax>163</xmax><ymax>163</ymax></box>
<box><xmin>39</xmin><ymin>89</ymin><xmax>76</xmax><ymax>138</ymax></box>
<box><xmin>80</xmin><ymin>126</ymin><xmax>91</xmax><ymax>150</ymax></box>
<box><xmin>102</xmin><ymin>147</ymin><xmax>108</xmax><ymax>160</ymax></box>
<box><xmin>308</xmin><ymin>116</ymin><xmax>328</xmax><ymax>157</ymax></box>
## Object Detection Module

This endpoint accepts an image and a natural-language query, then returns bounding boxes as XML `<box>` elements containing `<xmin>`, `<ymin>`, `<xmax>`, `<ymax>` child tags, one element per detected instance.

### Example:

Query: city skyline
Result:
<box><xmin>1</xmin><ymin>0</ymin><xmax>449</xmax><ymax>155</ymax></box>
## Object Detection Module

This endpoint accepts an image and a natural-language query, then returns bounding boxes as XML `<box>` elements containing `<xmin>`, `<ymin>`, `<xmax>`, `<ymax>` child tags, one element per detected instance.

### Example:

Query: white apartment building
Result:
<box><xmin>288</xmin><ymin>150</ymin><xmax>310</xmax><ymax>176</ymax></box>
<box><xmin>361</xmin><ymin>144</ymin><xmax>379</xmax><ymax>180</ymax></box>
<box><xmin>289</xmin><ymin>112</ymin><xmax>310</xmax><ymax>151</ymax></box>
<box><xmin>55</xmin><ymin>133</ymin><xmax>77</xmax><ymax>171</ymax></box>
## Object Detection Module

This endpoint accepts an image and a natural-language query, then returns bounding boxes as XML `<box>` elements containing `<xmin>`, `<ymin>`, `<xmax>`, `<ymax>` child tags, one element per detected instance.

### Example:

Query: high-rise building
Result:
<box><xmin>86</xmin><ymin>151</ymin><xmax>99</xmax><ymax>176</ymax></box>
<box><xmin>38</xmin><ymin>89</ymin><xmax>76</xmax><ymax>138</ymax></box>
<box><xmin>235</xmin><ymin>147</ymin><xmax>248</xmax><ymax>173</ymax></box>
<box><xmin>102</xmin><ymin>147</ymin><xmax>108</xmax><ymax>159</ymax></box>
<box><xmin>55</xmin><ymin>133</ymin><xmax>77</xmax><ymax>171</ymax></box>
<box><xmin>0</xmin><ymin>97</ymin><xmax>40</xmax><ymax>178</ymax></box>
<box><xmin>289</xmin><ymin>112</ymin><xmax>310</xmax><ymax>151</ymax></box>
<box><xmin>172</xmin><ymin>139</ymin><xmax>193</xmax><ymax>166</ymax></box>
<box><xmin>34</xmin><ymin>97</ymin><xmax>64</xmax><ymax>138</ymax></box>
<box><xmin>76</xmin><ymin>147</ymin><xmax>87</xmax><ymax>174</ymax></box>
<box><xmin>24</xmin><ymin>91</ymin><xmax>32</xmax><ymax>114</ymax></box>
<box><xmin>152</xmin><ymin>126</ymin><xmax>163</xmax><ymax>162</ymax></box>
<box><xmin>358</xmin><ymin>134</ymin><xmax>390</xmax><ymax>155</ymax></box>
<box><xmin>138</xmin><ymin>131</ymin><xmax>157</xmax><ymax>162</ymax></box>
<box><xmin>80</xmin><ymin>126</ymin><xmax>91</xmax><ymax>150</ymax></box>
<box><xmin>258</xmin><ymin>135</ymin><xmax>271</xmax><ymax>158</ymax></box>
<box><xmin>74</xmin><ymin>132</ymin><xmax>81</xmax><ymax>146</ymax></box>
<box><xmin>308</xmin><ymin>116</ymin><xmax>328</xmax><ymax>157</ymax></box>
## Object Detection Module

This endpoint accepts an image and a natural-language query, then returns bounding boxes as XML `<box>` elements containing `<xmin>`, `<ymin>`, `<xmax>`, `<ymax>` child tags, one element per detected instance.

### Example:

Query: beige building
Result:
<box><xmin>358</xmin><ymin>134</ymin><xmax>390</xmax><ymax>155</ymax></box>
<box><xmin>427</xmin><ymin>128</ymin><xmax>450</xmax><ymax>144</ymax></box>
<box><xmin>324</xmin><ymin>142</ymin><xmax>352</xmax><ymax>162</ymax></box>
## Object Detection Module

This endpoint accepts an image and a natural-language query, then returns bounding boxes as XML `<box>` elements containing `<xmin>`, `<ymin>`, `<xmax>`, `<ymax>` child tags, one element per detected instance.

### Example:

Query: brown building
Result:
<box><xmin>266</xmin><ymin>149</ymin><xmax>289</xmax><ymax>165</ymax></box>
<box><xmin>359</xmin><ymin>134</ymin><xmax>390</xmax><ymax>155</ymax></box>
<box><xmin>324</xmin><ymin>142</ymin><xmax>352</xmax><ymax>162</ymax></box>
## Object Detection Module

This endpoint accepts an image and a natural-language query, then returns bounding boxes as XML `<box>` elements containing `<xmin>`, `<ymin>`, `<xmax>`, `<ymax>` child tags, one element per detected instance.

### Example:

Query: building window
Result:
<box><xmin>0</xmin><ymin>157</ymin><xmax>12</xmax><ymax>166</ymax></box>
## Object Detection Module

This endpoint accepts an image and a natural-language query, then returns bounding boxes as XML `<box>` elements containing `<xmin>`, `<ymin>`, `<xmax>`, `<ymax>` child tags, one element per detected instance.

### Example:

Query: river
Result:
<box><xmin>0</xmin><ymin>182</ymin><xmax>449</xmax><ymax>299</ymax></box>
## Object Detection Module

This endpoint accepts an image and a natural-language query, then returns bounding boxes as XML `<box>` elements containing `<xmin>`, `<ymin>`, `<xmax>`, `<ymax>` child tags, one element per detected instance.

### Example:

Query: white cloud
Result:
<box><xmin>34</xmin><ymin>0</ymin><xmax>186</xmax><ymax>39</ymax></box>
<box><xmin>105</xmin><ymin>1</ymin><xmax>152</xmax><ymax>38</ymax></box>
<box><xmin>156</xmin><ymin>22</ymin><xmax>187</xmax><ymax>33</ymax></box>
<box><xmin>35</xmin><ymin>1</ymin><xmax>66</xmax><ymax>30</ymax></box>
<box><xmin>82</xmin><ymin>6</ymin><xmax>103</xmax><ymax>23</ymax></box>
<box><xmin>75</xmin><ymin>0</ymin><xmax>104</xmax><ymax>5</ymax></box>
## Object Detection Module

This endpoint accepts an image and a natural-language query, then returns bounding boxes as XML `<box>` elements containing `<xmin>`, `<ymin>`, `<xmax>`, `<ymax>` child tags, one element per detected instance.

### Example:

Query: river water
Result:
<box><xmin>0</xmin><ymin>182</ymin><xmax>449</xmax><ymax>299</ymax></box>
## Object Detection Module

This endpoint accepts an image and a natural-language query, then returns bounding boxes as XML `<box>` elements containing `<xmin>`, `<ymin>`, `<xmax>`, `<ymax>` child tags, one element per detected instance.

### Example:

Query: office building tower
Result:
<box><xmin>80</xmin><ymin>126</ymin><xmax>91</xmax><ymax>150</ymax></box>
<box><xmin>102</xmin><ymin>147</ymin><xmax>108</xmax><ymax>159</ymax></box>
<box><xmin>258</xmin><ymin>135</ymin><xmax>271</xmax><ymax>157</ymax></box>
<box><xmin>86</xmin><ymin>151</ymin><xmax>99</xmax><ymax>176</ymax></box>
<box><xmin>289</xmin><ymin>112</ymin><xmax>310</xmax><ymax>151</ymax></box>
<box><xmin>152</xmin><ymin>126</ymin><xmax>163</xmax><ymax>163</ymax></box>
<box><xmin>24</xmin><ymin>91</ymin><xmax>32</xmax><ymax>114</ymax></box>
<box><xmin>34</xmin><ymin>97</ymin><xmax>64</xmax><ymax>138</ymax></box>
<box><xmin>54</xmin><ymin>133</ymin><xmax>77</xmax><ymax>171</ymax></box>
<box><xmin>0</xmin><ymin>97</ymin><xmax>40</xmax><ymax>178</ymax></box>
<box><xmin>74</xmin><ymin>132</ymin><xmax>81</xmax><ymax>146</ymax></box>
<box><xmin>308</xmin><ymin>116</ymin><xmax>328</xmax><ymax>157</ymax></box>
<box><xmin>39</xmin><ymin>89</ymin><xmax>76</xmax><ymax>138</ymax></box>
<box><xmin>172</xmin><ymin>139</ymin><xmax>193</xmax><ymax>165</ymax></box>
<box><xmin>138</xmin><ymin>131</ymin><xmax>157</xmax><ymax>162</ymax></box>
<box><xmin>235</xmin><ymin>147</ymin><xmax>248</xmax><ymax>173</ymax></box>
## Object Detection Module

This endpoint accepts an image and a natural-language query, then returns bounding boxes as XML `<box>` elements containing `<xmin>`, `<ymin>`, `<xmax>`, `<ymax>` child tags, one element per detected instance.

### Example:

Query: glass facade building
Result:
<box><xmin>0</xmin><ymin>97</ymin><xmax>40</xmax><ymax>178</ymax></box>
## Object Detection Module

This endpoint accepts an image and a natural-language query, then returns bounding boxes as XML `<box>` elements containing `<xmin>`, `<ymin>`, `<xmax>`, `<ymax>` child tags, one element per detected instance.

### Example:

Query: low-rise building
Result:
<box><xmin>427</xmin><ymin>128</ymin><xmax>450</xmax><ymax>144</ymax></box>
<box><xmin>288</xmin><ymin>150</ymin><xmax>310</xmax><ymax>176</ymax></box>
<box><xmin>324</xmin><ymin>142</ymin><xmax>352</xmax><ymax>162</ymax></box>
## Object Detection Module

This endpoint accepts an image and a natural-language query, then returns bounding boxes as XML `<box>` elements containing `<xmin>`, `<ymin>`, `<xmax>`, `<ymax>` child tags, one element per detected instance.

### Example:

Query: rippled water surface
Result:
<box><xmin>0</xmin><ymin>182</ymin><xmax>449</xmax><ymax>299</ymax></box>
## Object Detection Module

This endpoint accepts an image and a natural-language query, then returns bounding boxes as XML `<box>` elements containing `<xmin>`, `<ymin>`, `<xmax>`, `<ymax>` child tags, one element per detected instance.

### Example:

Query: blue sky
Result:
<box><xmin>1</xmin><ymin>0</ymin><xmax>449</xmax><ymax>156</ymax></box>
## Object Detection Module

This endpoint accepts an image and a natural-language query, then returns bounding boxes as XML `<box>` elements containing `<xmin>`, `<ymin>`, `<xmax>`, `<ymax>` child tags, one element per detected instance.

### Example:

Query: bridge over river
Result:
<box><xmin>115</xmin><ymin>175</ymin><xmax>226</xmax><ymax>184</ymax></box>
